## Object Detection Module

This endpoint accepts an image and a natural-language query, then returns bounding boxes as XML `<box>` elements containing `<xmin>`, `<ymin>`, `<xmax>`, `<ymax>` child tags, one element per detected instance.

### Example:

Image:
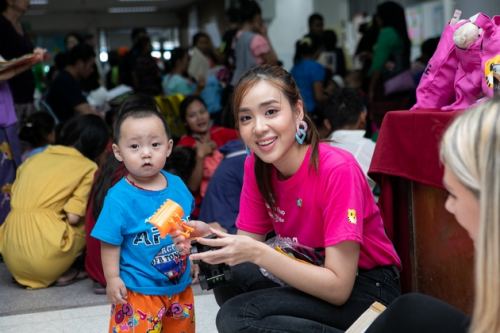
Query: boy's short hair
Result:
<box><xmin>113</xmin><ymin>108</ymin><xmax>171</xmax><ymax>144</ymax></box>
<box><xmin>323</xmin><ymin>88</ymin><xmax>364</xmax><ymax>132</ymax></box>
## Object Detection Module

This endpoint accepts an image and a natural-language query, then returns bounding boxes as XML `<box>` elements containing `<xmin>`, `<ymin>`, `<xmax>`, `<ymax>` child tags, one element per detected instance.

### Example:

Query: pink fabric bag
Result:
<box><xmin>411</xmin><ymin>17</ymin><xmax>467</xmax><ymax>110</ymax></box>
<box><xmin>477</xmin><ymin>14</ymin><xmax>500</xmax><ymax>98</ymax></box>
<box><xmin>441</xmin><ymin>16</ymin><xmax>488</xmax><ymax>111</ymax></box>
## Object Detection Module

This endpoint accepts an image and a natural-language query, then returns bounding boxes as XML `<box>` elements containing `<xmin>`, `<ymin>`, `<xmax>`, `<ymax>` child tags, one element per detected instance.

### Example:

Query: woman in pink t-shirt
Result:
<box><xmin>171</xmin><ymin>65</ymin><xmax>402</xmax><ymax>332</ymax></box>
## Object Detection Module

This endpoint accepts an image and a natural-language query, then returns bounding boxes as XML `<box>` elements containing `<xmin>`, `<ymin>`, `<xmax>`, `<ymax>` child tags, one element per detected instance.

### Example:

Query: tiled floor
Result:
<box><xmin>0</xmin><ymin>294</ymin><xmax>219</xmax><ymax>333</ymax></box>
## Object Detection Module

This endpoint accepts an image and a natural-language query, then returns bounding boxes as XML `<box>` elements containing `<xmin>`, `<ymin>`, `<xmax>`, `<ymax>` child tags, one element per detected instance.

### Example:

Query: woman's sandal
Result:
<box><xmin>54</xmin><ymin>268</ymin><xmax>88</xmax><ymax>286</ymax></box>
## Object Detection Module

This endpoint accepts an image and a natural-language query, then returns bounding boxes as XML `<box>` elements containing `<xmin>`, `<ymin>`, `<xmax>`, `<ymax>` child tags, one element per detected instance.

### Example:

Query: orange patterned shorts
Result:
<box><xmin>109</xmin><ymin>286</ymin><xmax>195</xmax><ymax>333</ymax></box>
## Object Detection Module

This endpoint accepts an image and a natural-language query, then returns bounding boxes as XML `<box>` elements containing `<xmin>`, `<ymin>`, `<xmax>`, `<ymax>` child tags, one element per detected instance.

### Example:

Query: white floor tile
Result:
<box><xmin>1</xmin><ymin>320</ymin><xmax>64</xmax><ymax>333</ymax></box>
<box><xmin>0</xmin><ymin>294</ymin><xmax>219</xmax><ymax>333</ymax></box>
<box><xmin>0</xmin><ymin>310</ymin><xmax>61</xmax><ymax>327</ymax></box>
<box><xmin>59</xmin><ymin>305</ymin><xmax>110</xmax><ymax>320</ymax></box>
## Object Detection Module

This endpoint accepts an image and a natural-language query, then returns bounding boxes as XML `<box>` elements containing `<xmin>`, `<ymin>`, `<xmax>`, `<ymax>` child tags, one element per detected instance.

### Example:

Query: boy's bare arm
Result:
<box><xmin>101</xmin><ymin>242</ymin><xmax>128</xmax><ymax>304</ymax></box>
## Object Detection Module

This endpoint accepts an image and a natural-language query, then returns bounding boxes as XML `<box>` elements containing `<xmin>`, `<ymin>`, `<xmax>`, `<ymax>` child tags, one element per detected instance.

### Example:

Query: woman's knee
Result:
<box><xmin>216</xmin><ymin>297</ymin><xmax>250</xmax><ymax>333</ymax></box>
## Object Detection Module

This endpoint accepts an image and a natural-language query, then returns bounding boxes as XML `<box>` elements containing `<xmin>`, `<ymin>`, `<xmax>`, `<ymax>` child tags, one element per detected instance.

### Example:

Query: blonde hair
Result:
<box><xmin>440</xmin><ymin>96</ymin><xmax>500</xmax><ymax>333</ymax></box>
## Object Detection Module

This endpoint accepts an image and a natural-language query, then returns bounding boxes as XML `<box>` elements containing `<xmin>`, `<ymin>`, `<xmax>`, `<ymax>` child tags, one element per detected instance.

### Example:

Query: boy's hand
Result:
<box><xmin>106</xmin><ymin>277</ymin><xmax>128</xmax><ymax>304</ymax></box>
<box><xmin>170</xmin><ymin>220</ymin><xmax>211</xmax><ymax>255</ymax></box>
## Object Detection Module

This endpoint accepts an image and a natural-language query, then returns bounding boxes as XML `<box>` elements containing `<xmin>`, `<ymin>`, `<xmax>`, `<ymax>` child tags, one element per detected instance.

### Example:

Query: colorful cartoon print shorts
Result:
<box><xmin>109</xmin><ymin>286</ymin><xmax>195</xmax><ymax>333</ymax></box>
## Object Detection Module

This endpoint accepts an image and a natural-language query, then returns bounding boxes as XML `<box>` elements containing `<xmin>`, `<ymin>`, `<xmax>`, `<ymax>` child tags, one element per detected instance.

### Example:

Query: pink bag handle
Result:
<box><xmin>474</xmin><ymin>13</ymin><xmax>495</xmax><ymax>37</ymax></box>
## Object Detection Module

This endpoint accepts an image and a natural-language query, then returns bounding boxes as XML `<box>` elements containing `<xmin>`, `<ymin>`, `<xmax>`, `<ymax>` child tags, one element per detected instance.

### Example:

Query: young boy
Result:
<box><xmin>91</xmin><ymin>107</ymin><xmax>196</xmax><ymax>333</ymax></box>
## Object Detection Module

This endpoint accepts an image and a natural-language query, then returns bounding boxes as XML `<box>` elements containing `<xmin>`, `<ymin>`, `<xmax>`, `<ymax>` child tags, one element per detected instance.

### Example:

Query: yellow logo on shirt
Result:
<box><xmin>348</xmin><ymin>209</ymin><xmax>357</xmax><ymax>224</ymax></box>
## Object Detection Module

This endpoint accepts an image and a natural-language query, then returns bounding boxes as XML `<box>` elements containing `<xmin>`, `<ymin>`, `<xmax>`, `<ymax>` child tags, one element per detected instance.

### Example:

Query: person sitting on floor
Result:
<box><xmin>18</xmin><ymin>111</ymin><xmax>56</xmax><ymax>162</ymax></box>
<box><xmin>0</xmin><ymin>114</ymin><xmax>109</xmax><ymax>289</ymax></box>
<box><xmin>176</xmin><ymin>96</ymin><xmax>238</xmax><ymax>219</ymax></box>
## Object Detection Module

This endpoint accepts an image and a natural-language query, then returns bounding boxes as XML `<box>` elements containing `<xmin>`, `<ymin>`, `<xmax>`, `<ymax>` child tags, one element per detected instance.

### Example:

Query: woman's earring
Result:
<box><xmin>246</xmin><ymin>145</ymin><xmax>251</xmax><ymax>156</ymax></box>
<box><xmin>295</xmin><ymin>120</ymin><xmax>308</xmax><ymax>145</ymax></box>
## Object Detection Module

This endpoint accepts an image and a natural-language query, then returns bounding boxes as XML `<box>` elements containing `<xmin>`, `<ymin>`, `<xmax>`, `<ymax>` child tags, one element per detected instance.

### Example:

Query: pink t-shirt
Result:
<box><xmin>236</xmin><ymin>143</ymin><xmax>401</xmax><ymax>270</ymax></box>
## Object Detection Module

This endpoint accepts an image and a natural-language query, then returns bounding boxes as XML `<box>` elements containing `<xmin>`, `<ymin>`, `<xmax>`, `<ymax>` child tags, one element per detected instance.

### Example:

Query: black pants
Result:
<box><xmin>213</xmin><ymin>262</ymin><xmax>401</xmax><ymax>333</ymax></box>
<box><xmin>366</xmin><ymin>293</ymin><xmax>471</xmax><ymax>333</ymax></box>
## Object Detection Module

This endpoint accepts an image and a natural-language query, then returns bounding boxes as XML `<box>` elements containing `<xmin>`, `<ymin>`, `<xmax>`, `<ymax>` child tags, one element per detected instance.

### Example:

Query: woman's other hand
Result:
<box><xmin>32</xmin><ymin>47</ymin><xmax>47</xmax><ymax>63</ymax></box>
<box><xmin>190</xmin><ymin>260</ymin><xmax>200</xmax><ymax>284</ymax></box>
<box><xmin>208</xmin><ymin>222</ymin><xmax>227</xmax><ymax>233</ymax></box>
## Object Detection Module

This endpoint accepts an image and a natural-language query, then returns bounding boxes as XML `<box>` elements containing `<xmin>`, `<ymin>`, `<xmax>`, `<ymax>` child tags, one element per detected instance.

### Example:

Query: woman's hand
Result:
<box><xmin>189</xmin><ymin>228</ymin><xmax>262</xmax><ymax>266</ymax></box>
<box><xmin>32</xmin><ymin>47</ymin><xmax>47</xmax><ymax>64</ymax></box>
<box><xmin>170</xmin><ymin>220</ymin><xmax>211</xmax><ymax>255</ymax></box>
<box><xmin>207</xmin><ymin>222</ymin><xmax>227</xmax><ymax>233</ymax></box>
<box><xmin>0</xmin><ymin>47</ymin><xmax>47</xmax><ymax>83</ymax></box>
<box><xmin>106</xmin><ymin>276</ymin><xmax>128</xmax><ymax>304</ymax></box>
<box><xmin>195</xmin><ymin>134</ymin><xmax>216</xmax><ymax>159</ymax></box>
<box><xmin>190</xmin><ymin>260</ymin><xmax>200</xmax><ymax>284</ymax></box>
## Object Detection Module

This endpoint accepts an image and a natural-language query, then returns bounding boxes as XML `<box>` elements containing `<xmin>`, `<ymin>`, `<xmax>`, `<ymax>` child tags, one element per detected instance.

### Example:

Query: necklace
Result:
<box><xmin>126</xmin><ymin>173</ymin><xmax>167</xmax><ymax>191</ymax></box>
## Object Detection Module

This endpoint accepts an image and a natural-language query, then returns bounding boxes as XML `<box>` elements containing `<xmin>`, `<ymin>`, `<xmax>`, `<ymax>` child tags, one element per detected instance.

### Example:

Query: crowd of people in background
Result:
<box><xmin>0</xmin><ymin>0</ymin><xmax>461</xmax><ymax>332</ymax></box>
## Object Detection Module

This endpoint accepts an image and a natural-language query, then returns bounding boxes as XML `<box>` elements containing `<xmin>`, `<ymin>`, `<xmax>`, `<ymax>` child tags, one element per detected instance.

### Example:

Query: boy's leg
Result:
<box><xmin>108</xmin><ymin>288</ymin><xmax>195</xmax><ymax>333</ymax></box>
<box><xmin>160</xmin><ymin>286</ymin><xmax>196</xmax><ymax>333</ymax></box>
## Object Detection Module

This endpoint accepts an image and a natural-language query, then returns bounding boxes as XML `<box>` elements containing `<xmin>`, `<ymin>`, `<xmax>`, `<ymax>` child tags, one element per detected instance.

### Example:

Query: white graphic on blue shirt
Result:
<box><xmin>151</xmin><ymin>243</ymin><xmax>188</xmax><ymax>285</ymax></box>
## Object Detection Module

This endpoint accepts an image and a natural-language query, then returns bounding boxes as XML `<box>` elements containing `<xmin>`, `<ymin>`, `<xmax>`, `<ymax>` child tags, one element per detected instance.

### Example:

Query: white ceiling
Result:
<box><xmin>26</xmin><ymin>0</ymin><xmax>200</xmax><ymax>15</ymax></box>
<box><xmin>22</xmin><ymin>0</ymin><xmax>205</xmax><ymax>32</ymax></box>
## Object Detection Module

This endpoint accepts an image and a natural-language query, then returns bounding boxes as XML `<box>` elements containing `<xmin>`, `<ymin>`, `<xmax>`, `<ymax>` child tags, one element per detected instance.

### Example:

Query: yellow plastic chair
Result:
<box><xmin>155</xmin><ymin>94</ymin><xmax>186</xmax><ymax>139</ymax></box>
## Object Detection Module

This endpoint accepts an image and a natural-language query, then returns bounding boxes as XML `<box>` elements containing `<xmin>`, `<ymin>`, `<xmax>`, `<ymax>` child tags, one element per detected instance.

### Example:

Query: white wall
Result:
<box><xmin>455</xmin><ymin>0</ymin><xmax>500</xmax><ymax>18</ymax></box>
<box><xmin>266</xmin><ymin>0</ymin><xmax>315</xmax><ymax>70</ymax></box>
<box><xmin>314</xmin><ymin>0</ymin><xmax>349</xmax><ymax>29</ymax></box>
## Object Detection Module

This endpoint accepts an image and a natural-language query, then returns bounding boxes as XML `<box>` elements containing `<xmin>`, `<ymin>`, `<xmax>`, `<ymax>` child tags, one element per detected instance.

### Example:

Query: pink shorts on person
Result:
<box><xmin>236</xmin><ymin>143</ymin><xmax>401</xmax><ymax>270</ymax></box>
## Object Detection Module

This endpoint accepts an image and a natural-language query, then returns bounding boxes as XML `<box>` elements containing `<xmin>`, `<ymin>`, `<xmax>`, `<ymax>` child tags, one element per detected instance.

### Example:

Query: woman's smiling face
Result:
<box><xmin>237</xmin><ymin>80</ymin><xmax>303</xmax><ymax>167</ymax></box>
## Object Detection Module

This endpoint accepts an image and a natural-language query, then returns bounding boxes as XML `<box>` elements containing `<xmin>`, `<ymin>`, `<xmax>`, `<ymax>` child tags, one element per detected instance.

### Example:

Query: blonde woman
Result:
<box><xmin>366</xmin><ymin>95</ymin><xmax>500</xmax><ymax>333</ymax></box>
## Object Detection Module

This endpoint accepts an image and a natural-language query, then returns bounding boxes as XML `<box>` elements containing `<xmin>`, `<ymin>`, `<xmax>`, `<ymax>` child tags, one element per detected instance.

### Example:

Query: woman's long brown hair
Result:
<box><xmin>232</xmin><ymin>65</ymin><xmax>320</xmax><ymax>215</ymax></box>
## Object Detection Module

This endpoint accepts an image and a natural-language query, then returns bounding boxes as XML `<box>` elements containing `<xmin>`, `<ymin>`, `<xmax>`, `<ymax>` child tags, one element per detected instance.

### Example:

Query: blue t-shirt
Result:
<box><xmin>91</xmin><ymin>170</ymin><xmax>195</xmax><ymax>296</ymax></box>
<box><xmin>291</xmin><ymin>60</ymin><xmax>325</xmax><ymax>112</ymax></box>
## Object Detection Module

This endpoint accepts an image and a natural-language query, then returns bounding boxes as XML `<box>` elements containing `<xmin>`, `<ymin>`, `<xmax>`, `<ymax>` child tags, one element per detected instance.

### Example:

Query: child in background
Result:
<box><xmin>18</xmin><ymin>111</ymin><xmax>56</xmax><ymax>161</ymax></box>
<box><xmin>0</xmin><ymin>114</ymin><xmax>109</xmax><ymax>289</ymax></box>
<box><xmin>91</xmin><ymin>108</ymin><xmax>196</xmax><ymax>332</ymax></box>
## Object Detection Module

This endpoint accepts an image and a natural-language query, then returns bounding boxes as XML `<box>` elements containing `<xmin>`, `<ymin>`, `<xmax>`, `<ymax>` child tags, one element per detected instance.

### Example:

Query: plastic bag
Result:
<box><xmin>259</xmin><ymin>236</ymin><xmax>325</xmax><ymax>286</ymax></box>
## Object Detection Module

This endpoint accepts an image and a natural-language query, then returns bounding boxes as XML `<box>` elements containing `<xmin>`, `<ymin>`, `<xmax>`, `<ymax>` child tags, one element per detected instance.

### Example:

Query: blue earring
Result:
<box><xmin>295</xmin><ymin>121</ymin><xmax>308</xmax><ymax>145</ymax></box>
<box><xmin>246</xmin><ymin>145</ymin><xmax>251</xmax><ymax>156</ymax></box>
